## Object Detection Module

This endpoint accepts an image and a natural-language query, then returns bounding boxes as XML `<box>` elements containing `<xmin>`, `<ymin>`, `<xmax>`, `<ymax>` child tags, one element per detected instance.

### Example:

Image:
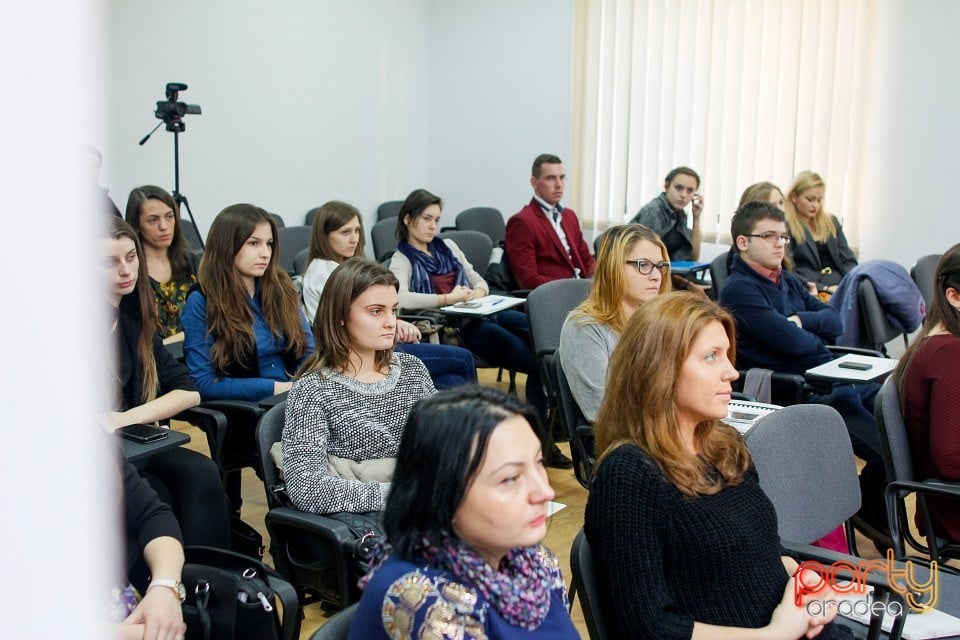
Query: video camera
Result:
<box><xmin>155</xmin><ymin>82</ymin><xmax>201</xmax><ymax>132</ymax></box>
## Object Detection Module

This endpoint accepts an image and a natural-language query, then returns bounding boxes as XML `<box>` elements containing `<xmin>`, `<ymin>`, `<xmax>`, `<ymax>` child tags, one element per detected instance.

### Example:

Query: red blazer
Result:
<box><xmin>504</xmin><ymin>199</ymin><xmax>596</xmax><ymax>289</ymax></box>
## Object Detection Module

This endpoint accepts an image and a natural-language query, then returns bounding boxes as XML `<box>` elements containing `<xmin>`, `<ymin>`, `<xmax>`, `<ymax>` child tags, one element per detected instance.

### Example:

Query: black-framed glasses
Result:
<box><xmin>625</xmin><ymin>259</ymin><xmax>670</xmax><ymax>275</ymax></box>
<box><xmin>746</xmin><ymin>232</ymin><xmax>791</xmax><ymax>245</ymax></box>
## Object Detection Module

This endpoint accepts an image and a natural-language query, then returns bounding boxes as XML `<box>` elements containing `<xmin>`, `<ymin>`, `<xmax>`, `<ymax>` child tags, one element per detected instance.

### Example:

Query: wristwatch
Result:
<box><xmin>148</xmin><ymin>578</ymin><xmax>186</xmax><ymax>603</ymax></box>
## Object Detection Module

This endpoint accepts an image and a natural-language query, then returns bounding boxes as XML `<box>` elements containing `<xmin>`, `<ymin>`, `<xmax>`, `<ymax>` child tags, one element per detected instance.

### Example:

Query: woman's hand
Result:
<box><xmin>765</xmin><ymin>575</ymin><xmax>829</xmax><ymax>640</ymax></box>
<box><xmin>692</xmin><ymin>193</ymin><xmax>705</xmax><ymax>218</ymax></box>
<box><xmin>273</xmin><ymin>380</ymin><xmax>292</xmax><ymax>394</ymax></box>
<box><xmin>122</xmin><ymin>587</ymin><xmax>186</xmax><ymax>640</ymax></box>
<box><xmin>466</xmin><ymin>287</ymin><xmax>487</xmax><ymax>301</ymax></box>
<box><xmin>396</xmin><ymin>319</ymin><xmax>421</xmax><ymax>344</ymax></box>
<box><xmin>446</xmin><ymin>285</ymin><xmax>473</xmax><ymax>304</ymax></box>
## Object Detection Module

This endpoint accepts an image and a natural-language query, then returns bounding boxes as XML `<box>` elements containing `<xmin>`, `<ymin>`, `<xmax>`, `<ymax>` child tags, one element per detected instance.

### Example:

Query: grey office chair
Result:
<box><xmin>858</xmin><ymin>278</ymin><xmax>910</xmax><ymax>355</ymax></box>
<box><xmin>304</xmin><ymin>206</ymin><xmax>321</xmax><ymax>227</ymax></box>
<box><xmin>180</xmin><ymin>218</ymin><xmax>204</xmax><ymax>251</ymax></box>
<box><xmin>911</xmin><ymin>253</ymin><xmax>941</xmax><ymax>310</ymax></box>
<box><xmin>455</xmin><ymin>207</ymin><xmax>505</xmax><ymax>246</ymax></box>
<box><xmin>438</xmin><ymin>229</ymin><xmax>493</xmax><ymax>274</ymax></box>
<box><xmin>556</xmin><ymin>357</ymin><xmax>594</xmax><ymax>488</ymax></box>
<box><xmin>308</xmin><ymin>603</ymin><xmax>358</xmax><ymax>639</ymax></box>
<box><xmin>371</xmin><ymin>218</ymin><xmax>398</xmax><ymax>263</ymax></box>
<box><xmin>376</xmin><ymin>200</ymin><xmax>403</xmax><ymax>221</ymax></box>
<box><xmin>747</xmin><ymin>404</ymin><xmax>908</xmax><ymax>639</ymax></box>
<box><xmin>709</xmin><ymin>251</ymin><xmax>732</xmax><ymax>299</ymax></box>
<box><xmin>874</xmin><ymin>378</ymin><xmax>960</xmax><ymax>564</ymax></box>
<box><xmin>293</xmin><ymin>247</ymin><xmax>310</xmax><ymax>276</ymax></box>
<box><xmin>277</xmin><ymin>226</ymin><xmax>313</xmax><ymax>274</ymax></box>
<box><xmin>268</xmin><ymin>212</ymin><xmax>286</xmax><ymax>228</ymax></box>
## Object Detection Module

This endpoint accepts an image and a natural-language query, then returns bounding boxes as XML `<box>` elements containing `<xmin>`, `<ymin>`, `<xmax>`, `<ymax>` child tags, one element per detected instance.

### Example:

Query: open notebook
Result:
<box><xmin>721</xmin><ymin>400</ymin><xmax>782</xmax><ymax>435</ymax></box>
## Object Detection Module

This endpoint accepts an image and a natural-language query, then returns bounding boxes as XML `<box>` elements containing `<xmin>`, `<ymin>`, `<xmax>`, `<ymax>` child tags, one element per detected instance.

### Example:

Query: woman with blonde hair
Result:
<box><xmin>585</xmin><ymin>292</ymin><xmax>848</xmax><ymax>639</ymax></box>
<box><xmin>784</xmin><ymin>171</ymin><xmax>857</xmax><ymax>293</ymax></box>
<box><xmin>557</xmin><ymin>224</ymin><xmax>671</xmax><ymax>421</ymax></box>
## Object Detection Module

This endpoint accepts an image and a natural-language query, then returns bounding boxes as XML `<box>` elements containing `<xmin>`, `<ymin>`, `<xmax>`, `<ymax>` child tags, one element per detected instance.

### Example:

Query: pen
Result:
<box><xmin>489</xmin><ymin>298</ymin><xmax>505</xmax><ymax>307</ymax></box>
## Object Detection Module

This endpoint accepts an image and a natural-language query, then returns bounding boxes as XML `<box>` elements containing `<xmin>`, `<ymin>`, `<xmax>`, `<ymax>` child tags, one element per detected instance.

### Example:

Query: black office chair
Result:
<box><xmin>874</xmin><ymin>378</ymin><xmax>960</xmax><ymax>565</ymax></box>
<box><xmin>256</xmin><ymin>402</ymin><xmax>369</xmax><ymax>612</ymax></box>
<box><xmin>376</xmin><ymin>200</ymin><xmax>403</xmax><ymax>221</ymax></box>
<box><xmin>304</xmin><ymin>206</ymin><xmax>322</xmax><ymax>227</ymax></box>
<box><xmin>277</xmin><ymin>226</ymin><xmax>312</xmax><ymax>275</ymax></box>
<box><xmin>180</xmin><ymin>218</ymin><xmax>204</xmax><ymax>251</ymax></box>
<box><xmin>568</xmin><ymin>529</ymin><xmax>609</xmax><ymax>640</ymax></box>
<box><xmin>555</xmin><ymin>357</ymin><xmax>594</xmax><ymax>488</ymax></box>
<box><xmin>268</xmin><ymin>212</ymin><xmax>286</xmax><ymax>228</ymax></box>
<box><xmin>910</xmin><ymin>253</ymin><xmax>941</xmax><ymax>310</ymax></box>
<box><xmin>455</xmin><ymin>207</ymin><xmax>505</xmax><ymax>246</ymax></box>
<box><xmin>709</xmin><ymin>250</ymin><xmax>733</xmax><ymax>299</ymax></box>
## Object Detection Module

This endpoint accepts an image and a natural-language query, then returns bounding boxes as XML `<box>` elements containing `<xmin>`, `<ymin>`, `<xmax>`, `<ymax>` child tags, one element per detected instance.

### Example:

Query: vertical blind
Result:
<box><xmin>570</xmin><ymin>0</ymin><xmax>877</xmax><ymax>246</ymax></box>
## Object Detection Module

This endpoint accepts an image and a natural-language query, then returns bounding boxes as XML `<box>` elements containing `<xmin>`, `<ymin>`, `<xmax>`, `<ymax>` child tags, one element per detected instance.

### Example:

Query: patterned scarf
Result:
<box><xmin>361</xmin><ymin>534</ymin><xmax>553</xmax><ymax>629</ymax></box>
<box><xmin>396</xmin><ymin>239</ymin><xmax>469</xmax><ymax>294</ymax></box>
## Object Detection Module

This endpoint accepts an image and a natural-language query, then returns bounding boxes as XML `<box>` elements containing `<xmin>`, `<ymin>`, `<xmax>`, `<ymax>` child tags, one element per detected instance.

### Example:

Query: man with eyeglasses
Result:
<box><xmin>719</xmin><ymin>200</ymin><xmax>890</xmax><ymax>551</ymax></box>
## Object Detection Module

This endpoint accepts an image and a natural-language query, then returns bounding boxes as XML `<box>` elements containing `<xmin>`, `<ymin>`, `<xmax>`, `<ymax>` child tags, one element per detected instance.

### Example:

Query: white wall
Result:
<box><xmin>427</xmin><ymin>0</ymin><xmax>574</xmax><ymax>226</ymax></box>
<box><xmin>104</xmin><ymin>0</ymin><xmax>574</xmax><ymax>237</ymax></box>
<box><xmin>1</xmin><ymin>1</ymin><xmax>111</xmax><ymax>637</ymax></box>
<box><xmin>859</xmin><ymin>0</ymin><xmax>960</xmax><ymax>266</ymax></box>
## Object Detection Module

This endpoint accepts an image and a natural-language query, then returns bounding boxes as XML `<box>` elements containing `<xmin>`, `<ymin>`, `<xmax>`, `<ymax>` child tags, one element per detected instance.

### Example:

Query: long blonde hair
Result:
<box><xmin>595</xmin><ymin>292</ymin><xmax>750</xmax><ymax>496</ymax></box>
<box><xmin>573</xmin><ymin>224</ymin><xmax>671</xmax><ymax>333</ymax></box>
<box><xmin>785</xmin><ymin>171</ymin><xmax>837</xmax><ymax>243</ymax></box>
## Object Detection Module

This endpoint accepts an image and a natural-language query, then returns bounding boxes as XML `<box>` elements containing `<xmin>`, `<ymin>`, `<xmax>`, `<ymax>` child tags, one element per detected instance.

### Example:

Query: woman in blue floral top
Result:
<box><xmin>125</xmin><ymin>185</ymin><xmax>198</xmax><ymax>339</ymax></box>
<box><xmin>349</xmin><ymin>386</ymin><xmax>578</xmax><ymax>640</ymax></box>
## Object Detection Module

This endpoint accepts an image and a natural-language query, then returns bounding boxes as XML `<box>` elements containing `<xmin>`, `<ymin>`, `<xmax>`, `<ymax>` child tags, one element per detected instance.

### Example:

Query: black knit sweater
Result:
<box><xmin>584</xmin><ymin>444</ymin><xmax>850</xmax><ymax>640</ymax></box>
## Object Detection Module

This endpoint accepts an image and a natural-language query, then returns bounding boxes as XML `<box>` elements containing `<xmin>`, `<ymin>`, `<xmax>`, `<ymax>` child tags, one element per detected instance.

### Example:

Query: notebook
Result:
<box><xmin>722</xmin><ymin>400</ymin><xmax>782</xmax><ymax>435</ymax></box>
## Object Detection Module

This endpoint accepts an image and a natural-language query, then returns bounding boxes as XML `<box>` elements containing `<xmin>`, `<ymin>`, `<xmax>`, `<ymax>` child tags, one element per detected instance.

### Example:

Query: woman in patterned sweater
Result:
<box><xmin>283</xmin><ymin>258</ymin><xmax>436</xmax><ymax>514</ymax></box>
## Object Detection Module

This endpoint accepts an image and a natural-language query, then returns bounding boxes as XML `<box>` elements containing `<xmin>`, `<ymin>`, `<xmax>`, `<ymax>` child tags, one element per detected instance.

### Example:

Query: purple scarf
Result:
<box><xmin>396</xmin><ymin>239</ymin><xmax>469</xmax><ymax>294</ymax></box>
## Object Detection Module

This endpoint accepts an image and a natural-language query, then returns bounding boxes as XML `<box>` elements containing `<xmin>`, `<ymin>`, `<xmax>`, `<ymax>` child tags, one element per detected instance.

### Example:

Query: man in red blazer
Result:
<box><xmin>505</xmin><ymin>154</ymin><xmax>596</xmax><ymax>289</ymax></box>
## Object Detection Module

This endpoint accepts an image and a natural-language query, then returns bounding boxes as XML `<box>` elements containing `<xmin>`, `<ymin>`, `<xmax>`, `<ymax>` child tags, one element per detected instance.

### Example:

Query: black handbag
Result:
<box><xmin>182</xmin><ymin>546</ymin><xmax>299</xmax><ymax>640</ymax></box>
<box><xmin>230</xmin><ymin>514</ymin><xmax>266</xmax><ymax>560</ymax></box>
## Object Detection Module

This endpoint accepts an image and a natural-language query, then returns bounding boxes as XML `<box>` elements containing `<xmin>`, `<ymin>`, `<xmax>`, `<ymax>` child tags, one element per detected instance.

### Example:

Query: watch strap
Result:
<box><xmin>148</xmin><ymin>578</ymin><xmax>186</xmax><ymax>602</ymax></box>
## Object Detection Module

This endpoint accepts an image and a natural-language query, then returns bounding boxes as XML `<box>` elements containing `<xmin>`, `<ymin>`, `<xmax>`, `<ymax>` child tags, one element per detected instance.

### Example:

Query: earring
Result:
<box><xmin>340</xmin><ymin>321</ymin><xmax>345</xmax><ymax>326</ymax></box>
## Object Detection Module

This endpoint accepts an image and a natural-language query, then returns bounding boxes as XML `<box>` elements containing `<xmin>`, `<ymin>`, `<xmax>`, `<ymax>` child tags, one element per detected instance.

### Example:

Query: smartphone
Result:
<box><xmin>118</xmin><ymin>423</ymin><xmax>169</xmax><ymax>444</ymax></box>
<box><xmin>455</xmin><ymin>301</ymin><xmax>482</xmax><ymax>308</ymax></box>
<box><xmin>838</xmin><ymin>361</ymin><xmax>873</xmax><ymax>371</ymax></box>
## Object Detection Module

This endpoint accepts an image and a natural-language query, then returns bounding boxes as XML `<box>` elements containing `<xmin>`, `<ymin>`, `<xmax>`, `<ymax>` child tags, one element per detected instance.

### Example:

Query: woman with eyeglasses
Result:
<box><xmin>558</xmin><ymin>224</ymin><xmax>673</xmax><ymax>421</ymax></box>
<box><xmin>784</xmin><ymin>171</ymin><xmax>857</xmax><ymax>296</ymax></box>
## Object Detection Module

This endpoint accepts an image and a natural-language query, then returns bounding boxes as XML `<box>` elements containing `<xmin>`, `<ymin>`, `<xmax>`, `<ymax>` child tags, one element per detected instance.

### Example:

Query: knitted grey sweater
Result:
<box><xmin>282</xmin><ymin>352</ymin><xmax>436</xmax><ymax>514</ymax></box>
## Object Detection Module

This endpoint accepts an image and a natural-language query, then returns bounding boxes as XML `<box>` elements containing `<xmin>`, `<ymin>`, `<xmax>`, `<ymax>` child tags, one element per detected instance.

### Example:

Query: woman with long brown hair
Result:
<box><xmin>125</xmin><ymin>185</ymin><xmax>198</xmax><ymax>339</ymax></box>
<box><xmin>182</xmin><ymin>204</ymin><xmax>313</xmax><ymax>401</ymax></box>
<box><xmin>893</xmin><ymin>243</ymin><xmax>960</xmax><ymax>542</ymax></box>
<box><xmin>584</xmin><ymin>292</ymin><xmax>847</xmax><ymax>639</ymax></box>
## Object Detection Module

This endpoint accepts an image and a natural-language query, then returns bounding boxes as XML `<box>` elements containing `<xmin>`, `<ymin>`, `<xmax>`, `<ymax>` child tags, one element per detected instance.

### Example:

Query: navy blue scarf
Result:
<box><xmin>397</xmin><ymin>239</ymin><xmax>469</xmax><ymax>293</ymax></box>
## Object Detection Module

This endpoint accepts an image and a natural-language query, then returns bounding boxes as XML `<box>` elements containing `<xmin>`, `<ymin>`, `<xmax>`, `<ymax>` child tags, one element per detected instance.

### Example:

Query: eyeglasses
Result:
<box><xmin>625</xmin><ymin>259</ymin><xmax>670</xmax><ymax>275</ymax></box>
<box><xmin>746</xmin><ymin>232</ymin><xmax>791</xmax><ymax>245</ymax></box>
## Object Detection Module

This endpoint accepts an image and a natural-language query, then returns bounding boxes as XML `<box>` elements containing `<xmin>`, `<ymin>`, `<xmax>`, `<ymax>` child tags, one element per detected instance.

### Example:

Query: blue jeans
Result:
<box><xmin>458</xmin><ymin>309</ymin><xmax>545</xmax><ymax>422</ymax></box>
<box><xmin>396</xmin><ymin>342</ymin><xmax>477</xmax><ymax>389</ymax></box>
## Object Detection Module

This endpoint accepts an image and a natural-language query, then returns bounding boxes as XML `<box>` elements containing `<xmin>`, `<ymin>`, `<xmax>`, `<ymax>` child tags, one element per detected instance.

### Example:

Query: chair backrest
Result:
<box><xmin>710</xmin><ymin>251</ymin><xmax>731</xmax><ymax>296</ymax></box>
<box><xmin>308</xmin><ymin>602</ymin><xmax>358</xmax><ymax>640</ymax></box>
<box><xmin>377</xmin><ymin>200</ymin><xmax>403</xmax><ymax>221</ymax></box>
<box><xmin>874</xmin><ymin>377</ymin><xmax>916</xmax><ymax>485</ymax></box>
<box><xmin>746</xmin><ymin>404</ymin><xmax>861</xmax><ymax>544</ymax></box>
<box><xmin>277</xmin><ymin>226</ymin><xmax>312</xmax><ymax>275</ymax></box>
<box><xmin>371</xmin><ymin>218</ymin><xmax>398</xmax><ymax>263</ymax></box>
<box><xmin>268</xmin><ymin>212</ymin><xmax>286</xmax><ymax>228</ymax></box>
<box><xmin>569</xmin><ymin>529</ymin><xmax>609</xmax><ymax>640</ymax></box>
<box><xmin>438</xmin><ymin>229</ymin><xmax>493</xmax><ymax>273</ymax></box>
<box><xmin>455</xmin><ymin>207</ymin><xmax>506</xmax><ymax>246</ymax></box>
<box><xmin>293</xmin><ymin>247</ymin><xmax>310</xmax><ymax>276</ymax></box>
<box><xmin>556</xmin><ymin>356</ymin><xmax>594</xmax><ymax>488</ymax></box>
<box><xmin>256</xmin><ymin>401</ymin><xmax>287</xmax><ymax>510</ymax></box>
<box><xmin>180</xmin><ymin>218</ymin><xmax>204</xmax><ymax>251</ymax></box>
<box><xmin>911</xmin><ymin>253</ymin><xmax>941</xmax><ymax>310</ymax></box>
<box><xmin>857</xmin><ymin>278</ymin><xmax>905</xmax><ymax>352</ymax></box>
<box><xmin>304</xmin><ymin>206</ymin><xmax>321</xmax><ymax>227</ymax></box>
<box><xmin>525</xmin><ymin>278</ymin><xmax>593</xmax><ymax>358</ymax></box>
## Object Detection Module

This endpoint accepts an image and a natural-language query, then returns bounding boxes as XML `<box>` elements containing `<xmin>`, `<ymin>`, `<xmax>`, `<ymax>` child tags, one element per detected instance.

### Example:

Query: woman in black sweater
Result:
<box><xmin>105</xmin><ymin>218</ymin><xmax>230</xmax><ymax>549</ymax></box>
<box><xmin>584</xmin><ymin>292</ymin><xmax>849</xmax><ymax>640</ymax></box>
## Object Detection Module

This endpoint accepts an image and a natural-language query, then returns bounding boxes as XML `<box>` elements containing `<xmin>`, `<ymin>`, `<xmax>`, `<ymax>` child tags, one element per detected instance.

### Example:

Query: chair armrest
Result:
<box><xmin>827</xmin><ymin>345</ymin><xmax>886</xmax><ymax>358</ymax></box>
<box><xmin>884</xmin><ymin>479</ymin><xmax>960</xmax><ymax>559</ymax></box>
<box><xmin>174</xmin><ymin>406</ymin><xmax>228</xmax><ymax>470</ymax></box>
